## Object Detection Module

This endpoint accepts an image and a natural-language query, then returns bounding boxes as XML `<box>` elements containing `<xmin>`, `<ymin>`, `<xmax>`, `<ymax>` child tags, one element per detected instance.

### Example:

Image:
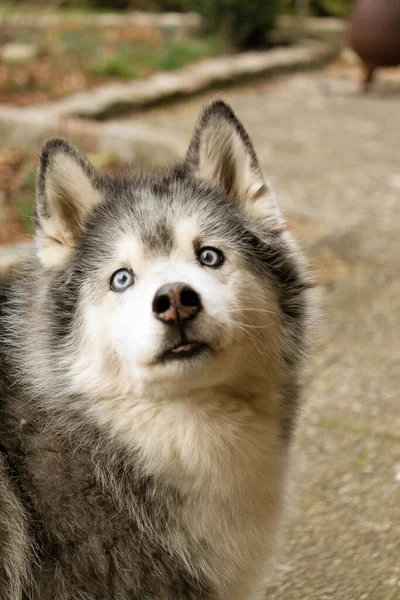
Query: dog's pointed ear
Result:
<box><xmin>184</xmin><ymin>100</ymin><xmax>281</xmax><ymax>226</ymax></box>
<box><xmin>35</xmin><ymin>138</ymin><xmax>102</xmax><ymax>268</ymax></box>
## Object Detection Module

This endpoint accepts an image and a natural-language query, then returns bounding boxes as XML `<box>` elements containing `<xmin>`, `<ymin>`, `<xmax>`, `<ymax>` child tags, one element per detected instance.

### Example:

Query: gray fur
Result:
<box><xmin>0</xmin><ymin>100</ymin><xmax>315</xmax><ymax>599</ymax></box>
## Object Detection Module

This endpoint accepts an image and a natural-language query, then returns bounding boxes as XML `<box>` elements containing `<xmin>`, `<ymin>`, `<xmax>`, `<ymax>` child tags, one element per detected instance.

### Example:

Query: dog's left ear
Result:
<box><xmin>184</xmin><ymin>100</ymin><xmax>280</xmax><ymax>226</ymax></box>
<box><xmin>35</xmin><ymin>138</ymin><xmax>102</xmax><ymax>268</ymax></box>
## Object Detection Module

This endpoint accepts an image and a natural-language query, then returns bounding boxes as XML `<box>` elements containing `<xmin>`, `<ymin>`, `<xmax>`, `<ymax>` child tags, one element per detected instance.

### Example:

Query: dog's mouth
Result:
<box><xmin>159</xmin><ymin>341</ymin><xmax>212</xmax><ymax>363</ymax></box>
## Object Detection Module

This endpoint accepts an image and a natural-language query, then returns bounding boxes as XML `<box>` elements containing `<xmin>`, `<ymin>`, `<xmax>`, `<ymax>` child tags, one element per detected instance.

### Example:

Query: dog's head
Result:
<box><xmin>34</xmin><ymin>101</ymin><xmax>309</xmax><ymax>407</ymax></box>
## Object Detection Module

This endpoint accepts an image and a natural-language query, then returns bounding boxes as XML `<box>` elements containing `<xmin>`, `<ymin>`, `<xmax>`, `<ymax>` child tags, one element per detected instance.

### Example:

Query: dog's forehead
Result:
<box><xmin>87</xmin><ymin>174</ymin><xmax>245</xmax><ymax>267</ymax></box>
<box><xmin>113</xmin><ymin>177</ymin><xmax>220</xmax><ymax>234</ymax></box>
<box><xmin>114</xmin><ymin>215</ymin><xmax>201</xmax><ymax>268</ymax></box>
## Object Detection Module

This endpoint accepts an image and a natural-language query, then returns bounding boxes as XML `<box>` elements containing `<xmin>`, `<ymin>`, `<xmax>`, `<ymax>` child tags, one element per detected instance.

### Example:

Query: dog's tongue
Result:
<box><xmin>172</xmin><ymin>343</ymin><xmax>198</xmax><ymax>353</ymax></box>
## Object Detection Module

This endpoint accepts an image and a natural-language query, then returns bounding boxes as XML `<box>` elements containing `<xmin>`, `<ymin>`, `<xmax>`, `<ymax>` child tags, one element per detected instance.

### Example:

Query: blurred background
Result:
<box><xmin>0</xmin><ymin>1</ymin><xmax>399</xmax><ymax>598</ymax></box>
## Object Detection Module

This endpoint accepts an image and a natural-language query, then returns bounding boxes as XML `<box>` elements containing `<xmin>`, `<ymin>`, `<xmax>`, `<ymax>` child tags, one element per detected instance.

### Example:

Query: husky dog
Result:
<box><xmin>0</xmin><ymin>100</ymin><xmax>314</xmax><ymax>600</ymax></box>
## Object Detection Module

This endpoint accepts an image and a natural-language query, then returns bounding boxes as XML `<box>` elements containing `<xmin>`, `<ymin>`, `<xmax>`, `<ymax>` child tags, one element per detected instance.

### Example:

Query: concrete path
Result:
<box><xmin>138</xmin><ymin>63</ymin><xmax>400</xmax><ymax>599</ymax></box>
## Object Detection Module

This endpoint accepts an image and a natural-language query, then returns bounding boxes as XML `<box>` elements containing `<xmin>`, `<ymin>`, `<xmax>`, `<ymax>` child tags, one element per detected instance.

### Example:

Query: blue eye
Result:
<box><xmin>198</xmin><ymin>247</ymin><xmax>224</xmax><ymax>268</ymax></box>
<box><xmin>110</xmin><ymin>268</ymin><xmax>133</xmax><ymax>292</ymax></box>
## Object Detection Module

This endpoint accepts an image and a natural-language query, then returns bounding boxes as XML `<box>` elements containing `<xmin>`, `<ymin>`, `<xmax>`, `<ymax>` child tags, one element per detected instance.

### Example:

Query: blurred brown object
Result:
<box><xmin>348</xmin><ymin>0</ymin><xmax>400</xmax><ymax>91</ymax></box>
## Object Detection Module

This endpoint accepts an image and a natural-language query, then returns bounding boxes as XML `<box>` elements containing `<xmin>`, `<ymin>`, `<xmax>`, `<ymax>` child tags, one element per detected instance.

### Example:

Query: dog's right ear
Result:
<box><xmin>35</xmin><ymin>138</ymin><xmax>102</xmax><ymax>269</ymax></box>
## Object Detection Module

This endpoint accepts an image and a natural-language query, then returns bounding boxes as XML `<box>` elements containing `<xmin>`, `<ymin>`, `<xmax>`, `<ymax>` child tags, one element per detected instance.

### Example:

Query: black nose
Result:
<box><xmin>152</xmin><ymin>282</ymin><xmax>202</xmax><ymax>325</ymax></box>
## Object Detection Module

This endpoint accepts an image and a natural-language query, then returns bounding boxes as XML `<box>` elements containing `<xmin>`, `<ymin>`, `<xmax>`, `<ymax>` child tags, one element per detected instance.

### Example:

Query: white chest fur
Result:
<box><xmin>91</xmin><ymin>389</ymin><xmax>286</xmax><ymax>600</ymax></box>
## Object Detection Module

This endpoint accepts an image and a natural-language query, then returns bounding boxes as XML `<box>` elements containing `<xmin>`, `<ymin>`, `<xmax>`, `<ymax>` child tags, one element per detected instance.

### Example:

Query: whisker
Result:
<box><xmin>225</xmin><ymin>307</ymin><xmax>280</xmax><ymax>317</ymax></box>
<box><xmin>228</xmin><ymin>322</ymin><xmax>275</xmax><ymax>330</ymax></box>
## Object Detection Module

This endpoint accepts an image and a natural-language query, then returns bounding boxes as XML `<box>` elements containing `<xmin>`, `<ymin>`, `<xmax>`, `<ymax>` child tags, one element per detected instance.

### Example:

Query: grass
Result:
<box><xmin>11</xmin><ymin>164</ymin><xmax>36</xmax><ymax>235</ymax></box>
<box><xmin>0</xmin><ymin>26</ymin><xmax>225</xmax><ymax>102</ymax></box>
<box><xmin>88</xmin><ymin>36</ymin><xmax>223</xmax><ymax>80</ymax></box>
<box><xmin>160</xmin><ymin>37</ymin><xmax>222</xmax><ymax>70</ymax></box>
<box><xmin>0</xmin><ymin>4</ymin><xmax>112</xmax><ymax>16</ymax></box>
<box><xmin>0</xmin><ymin>149</ymin><xmax>132</xmax><ymax>244</ymax></box>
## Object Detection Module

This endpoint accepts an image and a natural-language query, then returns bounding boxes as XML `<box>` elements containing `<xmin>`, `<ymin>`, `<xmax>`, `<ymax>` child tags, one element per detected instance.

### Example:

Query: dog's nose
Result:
<box><xmin>152</xmin><ymin>282</ymin><xmax>202</xmax><ymax>325</ymax></box>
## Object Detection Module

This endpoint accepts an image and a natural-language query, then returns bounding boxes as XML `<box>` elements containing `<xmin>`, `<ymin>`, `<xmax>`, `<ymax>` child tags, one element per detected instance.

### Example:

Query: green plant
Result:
<box><xmin>87</xmin><ymin>0</ymin><xmax>132</xmax><ymax>9</ymax></box>
<box><xmin>160</xmin><ymin>36</ymin><xmax>223</xmax><ymax>71</ymax></box>
<box><xmin>11</xmin><ymin>164</ymin><xmax>36</xmax><ymax>235</ymax></box>
<box><xmin>12</xmin><ymin>194</ymin><xmax>34</xmax><ymax>234</ymax></box>
<box><xmin>59</xmin><ymin>29</ymin><xmax>104</xmax><ymax>59</ymax></box>
<box><xmin>89</xmin><ymin>35</ymin><xmax>224</xmax><ymax>80</ymax></box>
<box><xmin>89</xmin><ymin>50</ymin><xmax>139</xmax><ymax>79</ymax></box>
<box><xmin>193</xmin><ymin>0</ymin><xmax>283</xmax><ymax>50</ymax></box>
<box><xmin>312</xmin><ymin>0</ymin><xmax>352</xmax><ymax>17</ymax></box>
<box><xmin>89</xmin><ymin>40</ymin><xmax>159</xmax><ymax>79</ymax></box>
<box><xmin>284</xmin><ymin>0</ymin><xmax>353</xmax><ymax>18</ymax></box>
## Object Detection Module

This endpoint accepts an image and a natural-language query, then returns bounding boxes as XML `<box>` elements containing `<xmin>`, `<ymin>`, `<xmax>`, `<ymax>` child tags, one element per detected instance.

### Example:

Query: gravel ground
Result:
<box><xmin>137</xmin><ymin>62</ymin><xmax>400</xmax><ymax>600</ymax></box>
